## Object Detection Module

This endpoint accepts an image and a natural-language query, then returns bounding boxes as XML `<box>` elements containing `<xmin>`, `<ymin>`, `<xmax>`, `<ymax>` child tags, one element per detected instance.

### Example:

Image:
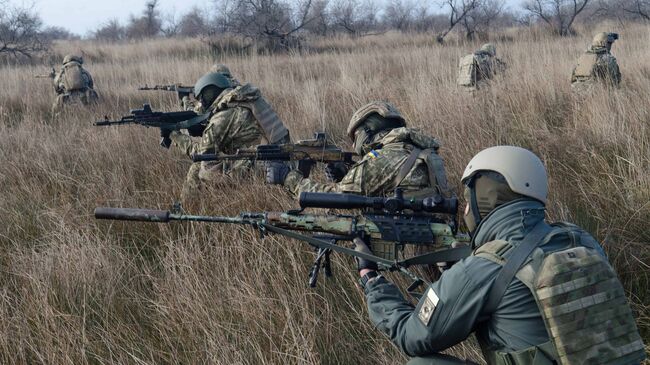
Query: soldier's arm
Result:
<box><xmin>84</xmin><ymin>69</ymin><xmax>94</xmax><ymax>89</ymax></box>
<box><xmin>53</xmin><ymin>70</ymin><xmax>64</xmax><ymax>93</ymax></box>
<box><xmin>364</xmin><ymin>257</ymin><xmax>497</xmax><ymax>356</ymax></box>
<box><xmin>283</xmin><ymin>170</ymin><xmax>342</xmax><ymax>197</ymax></box>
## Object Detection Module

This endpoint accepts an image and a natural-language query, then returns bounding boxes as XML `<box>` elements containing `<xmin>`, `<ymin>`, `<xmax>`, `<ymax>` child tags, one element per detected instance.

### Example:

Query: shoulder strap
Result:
<box><xmin>421</xmin><ymin>150</ymin><xmax>452</xmax><ymax>197</ymax></box>
<box><xmin>394</xmin><ymin>147</ymin><xmax>421</xmax><ymax>187</ymax></box>
<box><xmin>483</xmin><ymin>221</ymin><xmax>551</xmax><ymax>314</ymax></box>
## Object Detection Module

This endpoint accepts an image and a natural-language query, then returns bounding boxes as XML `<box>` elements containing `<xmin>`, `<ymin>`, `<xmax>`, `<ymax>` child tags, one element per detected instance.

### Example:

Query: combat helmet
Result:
<box><xmin>479</xmin><ymin>43</ymin><xmax>496</xmax><ymax>57</ymax></box>
<box><xmin>461</xmin><ymin>146</ymin><xmax>547</xmax><ymax>233</ymax></box>
<box><xmin>346</xmin><ymin>101</ymin><xmax>405</xmax><ymax>141</ymax></box>
<box><xmin>592</xmin><ymin>32</ymin><xmax>618</xmax><ymax>48</ymax></box>
<box><xmin>63</xmin><ymin>54</ymin><xmax>83</xmax><ymax>65</ymax></box>
<box><xmin>193</xmin><ymin>72</ymin><xmax>232</xmax><ymax>97</ymax></box>
<box><xmin>210</xmin><ymin>63</ymin><xmax>232</xmax><ymax>78</ymax></box>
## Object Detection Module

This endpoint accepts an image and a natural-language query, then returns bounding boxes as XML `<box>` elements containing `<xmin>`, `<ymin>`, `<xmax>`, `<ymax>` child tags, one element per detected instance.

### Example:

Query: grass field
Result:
<box><xmin>0</xmin><ymin>24</ymin><xmax>648</xmax><ymax>364</ymax></box>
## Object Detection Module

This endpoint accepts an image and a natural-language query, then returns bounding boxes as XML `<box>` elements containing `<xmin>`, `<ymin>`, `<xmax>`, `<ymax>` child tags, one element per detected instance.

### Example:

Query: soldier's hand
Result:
<box><xmin>325</xmin><ymin>161</ymin><xmax>349</xmax><ymax>183</ymax></box>
<box><xmin>297</xmin><ymin>160</ymin><xmax>315</xmax><ymax>178</ymax></box>
<box><xmin>353</xmin><ymin>237</ymin><xmax>378</xmax><ymax>272</ymax></box>
<box><xmin>160</xmin><ymin>128</ymin><xmax>173</xmax><ymax>149</ymax></box>
<box><xmin>265</xmin><ymin>161</ymin><xmax>290</xmax><ymax>185</ymax></box>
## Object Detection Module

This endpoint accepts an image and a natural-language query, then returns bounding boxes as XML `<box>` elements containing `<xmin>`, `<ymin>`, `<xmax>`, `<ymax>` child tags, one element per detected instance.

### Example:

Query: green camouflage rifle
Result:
<box><xmin>95</xmin><ymin>189</ymin><xmax>471</xmax><ymax>288</ymax></box>
<box><xmin>191</xmin><ymin>132</ymin><xmax>356</xmax><ymax>175</ymax></box>
<box><xmin>94</xmin><ymin>104</ymin><xmax>209</xmax><ymax>147</ymax></box>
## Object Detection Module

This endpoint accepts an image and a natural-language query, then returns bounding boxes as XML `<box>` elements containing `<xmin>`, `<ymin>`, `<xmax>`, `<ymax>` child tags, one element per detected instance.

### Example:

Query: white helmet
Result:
<box><xmin>461</xmin><ymin>146</ymin><xmax>548</xmax><ymax>204</ymax></box>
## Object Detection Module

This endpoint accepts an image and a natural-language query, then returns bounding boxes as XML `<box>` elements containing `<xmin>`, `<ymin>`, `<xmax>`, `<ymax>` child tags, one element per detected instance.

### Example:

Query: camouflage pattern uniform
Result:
<box><xmin>571</xmin><ymin>32</ymin><xmax>621</xmax><ymax>92</ymax></box>
<box><xmin>52</xmin><ymin>55</ymin><xmax>98</xmax><ymax>112</ymax></box>
<box><xmin>284</xmin><ymin>127</ymin><xmax>445</xmax><ymax>197</ymax></box>
<box><xmin>457</xmin><ymin>43</ymin><xmax>506</xmax><ymax>91</ymax></box>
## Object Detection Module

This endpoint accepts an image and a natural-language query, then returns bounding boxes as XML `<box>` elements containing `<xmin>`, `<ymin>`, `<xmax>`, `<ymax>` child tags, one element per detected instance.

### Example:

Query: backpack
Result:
<box><xmin>62</xmin><ymin>62</ymin><xmax>86</xmax><ymax>91</ymax></box>
<box><xmin>457</xmin><ymin>54</ymin><xmax>478</xmax><ymax>87</ymax></box>
<box><xmin>476</xmin><ymin>222</ymin><xmax>646</xmax><ymax>365</ymax></box>
<box><xmin>573</xmin><ymin>53</ymin><xmax>599</xmax><ymax>79</ymax></box>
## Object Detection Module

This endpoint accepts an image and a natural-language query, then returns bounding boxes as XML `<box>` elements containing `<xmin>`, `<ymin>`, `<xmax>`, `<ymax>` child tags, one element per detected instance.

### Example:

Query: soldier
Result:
<box><xmin>353</xmin><ymin>146</ymin><xmax>646</xmax><ymax>364</ymax></box>
<box><xmin>266</xmin><ymin>101</ymin><xmax>452</xmax><ymax>200</ymax></box>
<box><xmin>182</xmin><ymin>65</ymin><xmax>240</xmax><ymax>112</ymax></box>
<box><xmin>164</xmin><ymin>72</ymin><xmax>290</xmax><ymax>199</ymax></box>
<box><xmin>457</xmin><ymin>43</ymin><xmax>506</xmax><ymax>91</ymax></box>
<box><xmin>571</xmin><ymin>32</ymin><xmax>621</xmax><ymax>91</ymax></box>
<box><xmin>52</xmin><ymin>54</ymin><xmax>99</xmax><ymax>113</ymax></box>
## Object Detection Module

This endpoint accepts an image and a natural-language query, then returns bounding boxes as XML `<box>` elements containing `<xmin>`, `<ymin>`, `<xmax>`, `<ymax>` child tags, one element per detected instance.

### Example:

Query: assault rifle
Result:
<box><xmin>139</xmin><ymin>84</ymin><xmax>194</xmax><ymax>101</ymax></box>
<box><xmin>35</xmin><ymin>68</ymin><xmax>56</xmax><ymax>79</ymax></box>
<box><xmin>95</xmin><ymin>189</ymin><xmax>470</xmax><ymax>288</ymax></box>
<box><xmin>192</xmin><ymin>132</ymin><xmax>356</xmax><ymax>167</ymax></box>
<box><xmin>94</xmin><ymin>104</ymin><xmax>209</xmax><ymax>147</ymax></box>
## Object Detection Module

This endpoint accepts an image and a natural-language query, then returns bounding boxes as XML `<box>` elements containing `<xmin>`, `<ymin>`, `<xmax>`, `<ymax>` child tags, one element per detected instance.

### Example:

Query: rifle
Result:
<box><xmin>95</xmin><ymin>189</ymin><xmax>471</xmax><ymax>289</ymax></box>
<box><xmin>192</xmin><ymin>132</ymin><xmax>356</xmax><ymax>169</ymax></box>
<box><xmin>94</xmin><ymin>104</ymin><xmax>210</xmax><ymax>147</ymax></box>
<box><xmin>35</xmin><ymin>68</ymin><xmax>56</xmax><ymax>79</ymax></box>
<box><xmin>139</xmin><ymin>84</ymin><xmax>194</xmax><ymax>100</ymax></box>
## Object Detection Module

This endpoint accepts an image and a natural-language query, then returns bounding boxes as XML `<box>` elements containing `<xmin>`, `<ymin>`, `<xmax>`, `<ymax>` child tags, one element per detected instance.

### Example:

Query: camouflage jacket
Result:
<box><xmin>475</xmin><ymin>51</ymin><xmax>506</xmax><ymax>82</ymax></box>
<box><xmin>571</xmin><ymin>47</ymin><xmax>621</xmax><ymax>86</ymax></box>
<box><xmin>284</xmin><ymin>127</ymin><xmax>444</xmax><ymax>197</ymax></box>
<box><xmin>53</xmin><ymin>62</ymin><xmax>94</xmax><ymax>94</ymax></box>
<box><xmin>364</xmin><ymin>200</ymin><xmax>607</xmax><ymax>362</ymax></box>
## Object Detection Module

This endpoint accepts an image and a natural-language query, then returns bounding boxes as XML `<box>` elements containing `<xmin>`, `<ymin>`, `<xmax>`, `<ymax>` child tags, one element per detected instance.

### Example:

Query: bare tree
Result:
<box><xmin>522</xmin><ymin>0</ymin><xmax>590</xmax><ymax>36</ymax></box>
<box><xmin>92</xmin><ymin>19</ymin><xmax>126</xmax><ymax>41</ymax></box>
<box><xmin>384</xmin><ymin>0</ymin><xmax>417</xmax><ymax>31</ymax></box>
<box><xmin>620</xmin><ymin>0</ymin><xmax>650</xmax><ymax>20</ymax></box>
<box><xmin>329</xmin><ymin>0</ymin><xmax>380</xmax><ymax>36</ymax></box>
<box><xmin>436</xmin><ymin>0</ymin><xmax>480</xmax><ymax>43</ymax></box>
<box><xmin>177</xmin><ymin>7</ymin><xmax>210</xmax><ymax>37</ymax></box>
<box><xmin>212</xmin><ymin>0</ymin><xmax>316</xmax><ymax>51</ymax></box>
<box><xmin>304</xmin><ymin>0</ymin><xmax>331</xmax><ymax>36</ymax></box>
<box><xmin>0</xmin><ymin>2</ymin><xmax>47</xmax><ymax>58</ymax></box>
<box><xmin>460</xmin><ymin>0</ymin><xmax>505</xmax><ymax>40</ymax></box>
<box><xmin>126</xmin><ymin>0</ymin><xmax>162</xmax><ymax>38</ymax></box>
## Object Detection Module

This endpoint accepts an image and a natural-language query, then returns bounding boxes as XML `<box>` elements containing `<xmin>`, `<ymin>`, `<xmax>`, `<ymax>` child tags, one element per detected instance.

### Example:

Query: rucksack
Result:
<box><xmin>476</xmin><ymin>222</ymin><xmax>646</xmax><ymax>365</ymax></box>
<box><xmin>457</xmin><ymin>54</ymin><xmax>478</xmax><ymax>87</ymax></box>
<box><xmin>62</xmin><ymin>62</ymin><xmax>86</xmax><ymax>91</ymax></box>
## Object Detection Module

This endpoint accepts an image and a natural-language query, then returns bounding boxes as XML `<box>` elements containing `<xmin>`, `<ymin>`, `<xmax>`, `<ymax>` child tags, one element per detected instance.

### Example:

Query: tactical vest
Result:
<box><xmin>457</xmin><ymin>54</ymin><xmax>478</xmax><ymax>87</ymax></box>
<box><xmin>217</xmin><ymin>85</ymin><xmax>290</xmax><ymax>144</ymax></box>
<box><xmin>395</xmin><ymin>146</ymin><xmax>452</xmax><ymax>199</ymax></box>
<box><xmin>62</xmin><ymin>62</ymin><xmax>86</xmax><ymax>91</ymax></box>
<box><xmin>573</xmin><ymin>53</ymin><xmax>599</xmax><ymax>79</ymax></box>
<box><xmin>474</xmin><ymin>222</ymin><xmax>646</xmax><ymax>365</ymax></box>
<box><xmin>474</xmin><ymin>53</ymin><xmax>493</xmax><ymax>81</ymax></box>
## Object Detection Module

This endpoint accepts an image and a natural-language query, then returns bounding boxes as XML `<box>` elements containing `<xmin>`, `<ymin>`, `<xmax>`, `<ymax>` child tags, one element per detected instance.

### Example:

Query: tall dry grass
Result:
<box><xmin>0</xmin><ymin>25</ymin><xmax>648</xmax><ymax>364</ymax></box>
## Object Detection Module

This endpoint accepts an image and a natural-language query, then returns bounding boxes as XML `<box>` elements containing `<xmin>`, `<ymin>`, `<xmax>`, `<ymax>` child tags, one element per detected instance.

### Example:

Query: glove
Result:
<box><xmin>160</xmin><ymin>128</ymin><xmax>172</xmax><ymax>149</ymax></box>
<box><xmin>297</xmin><ymin>160</ymin><xmax>315</xmax><ymax>178</ymax></box>
<box><xmin>353</xmin><ymin>237</ymin><xmax>378</xmax><ymax>272</ymax></box>
<box><xmin>187</xmin><ymin>123</ymin><xmax>206</xmax><ymax>137</ymax></box>
<box><xmin>265</xmin><ymin>161</ymin><xmax>290</xmax><ymax>185</ymax></box>
<box><xmin>325</xmin><ymin>161</ymin><xmax>349</xmax><ymax>183</ymax></box>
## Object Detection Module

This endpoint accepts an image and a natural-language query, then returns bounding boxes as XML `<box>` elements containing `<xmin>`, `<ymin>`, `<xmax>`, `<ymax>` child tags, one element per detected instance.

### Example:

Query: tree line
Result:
<box><xmin>1</xmin><ymin>0</ymin><xmax>649</xmax><ymax>58</ymax></box>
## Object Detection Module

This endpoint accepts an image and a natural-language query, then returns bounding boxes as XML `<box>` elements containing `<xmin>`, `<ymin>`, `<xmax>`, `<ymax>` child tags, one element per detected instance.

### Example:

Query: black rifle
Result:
<box><xmin>94</xmin><ymin>104</ymin><xmax>209</xmax><ymax>146</ymax></box>
<box><xmin>139</xmin><ymin>84</ymin><xmax>194</xmax><ymax>101</ymax></box>
<box><xmin>95</xmin><ymin>189</ymin><xmax>470</xmax><ymax>289</ymax></box>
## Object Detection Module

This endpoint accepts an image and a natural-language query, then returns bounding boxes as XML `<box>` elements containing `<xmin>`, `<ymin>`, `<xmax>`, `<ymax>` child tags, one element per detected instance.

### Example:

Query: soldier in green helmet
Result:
<box><xmin>182</xmin><ymin>64</ymin><xmax>240</xmax><ymax>112</ymax></box>
<box><xmin>265</xmin><ymin>101</ymin><xmax>452</xmax><ymax>200</ymax></box>
<box><xmin>571</xmin><ymin>32</ymin><xmax>621</xmax><ymax>91</ymax></box>
<box><xmin>457</xmin><ymin>43</ymin><xmax>506</xmax><ymax>91</ymax></box>
<box><xmin>51</xmin><ymin>54</ymin><xmax>99</xmax><ymax>113</ymax></box>
<box><xmin>163</xmin><ymin>72</ymin><xmax>290</xmax><ymax>199</ymax></box>
<box><xmin>352</xmin><ymin>146</ymin><xmax>645</xmax><ymax>364</ymax></box>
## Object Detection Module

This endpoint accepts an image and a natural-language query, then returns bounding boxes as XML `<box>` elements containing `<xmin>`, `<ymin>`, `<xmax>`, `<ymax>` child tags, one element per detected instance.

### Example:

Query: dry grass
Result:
<box><xmin>0</xmin><ymin>24</ymin><xmax>648</xmax><ymax>364</ymax></box>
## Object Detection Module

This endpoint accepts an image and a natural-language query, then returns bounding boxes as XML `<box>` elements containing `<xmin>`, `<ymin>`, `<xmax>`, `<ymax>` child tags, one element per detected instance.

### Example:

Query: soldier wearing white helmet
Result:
<box><xmin>352</xmin><ymin>146</ymin><xmax>645</xmax><ymax>365</ymax></box>
<box><xmin>571</xmin><ymin>32</ymin><xmax>621</xmax><ymax>91</ymax></box>
<box><xmin>51</xmin><ymin>54</ymin><xmax>98</xmax><ymax>113</ymax></box>
<box><xmin>266</xmin><ymin>101</ymin><xmax>452</xmax><ymax>200</ymax></box>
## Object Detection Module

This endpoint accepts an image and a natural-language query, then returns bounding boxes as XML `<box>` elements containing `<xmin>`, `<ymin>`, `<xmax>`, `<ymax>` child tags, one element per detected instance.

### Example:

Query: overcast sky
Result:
<box><xmin>26</xmin><ymin>0</ymin><xmax>522</xmax><ymax>37</ymax></box>
<box><xmin>31</xmin><ymin>0</ymin><xmax>206</xmax><ymax>36</ymax></box>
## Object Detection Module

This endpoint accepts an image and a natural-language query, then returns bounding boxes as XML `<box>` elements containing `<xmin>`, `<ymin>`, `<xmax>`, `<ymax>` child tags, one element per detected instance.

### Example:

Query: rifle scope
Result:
<box><xmin>299</xmin><ymin>189</ymin><xmax>458</xmax><ymax>215</ymax></box>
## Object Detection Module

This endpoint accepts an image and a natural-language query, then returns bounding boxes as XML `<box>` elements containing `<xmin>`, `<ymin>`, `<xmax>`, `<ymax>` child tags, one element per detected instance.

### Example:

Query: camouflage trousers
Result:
<box><xmin>180</xmin><ymin>160</ymin><xmax>258</xmax><ymax>202</ymax></box>
<box><xmin>52</xmin><ymin>89</ymin><xmax>99</xmax><ymax>114</ymax></box>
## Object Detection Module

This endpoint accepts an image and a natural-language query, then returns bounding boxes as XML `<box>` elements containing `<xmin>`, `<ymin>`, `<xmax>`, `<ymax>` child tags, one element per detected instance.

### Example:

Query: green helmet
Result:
<box><xmin>210</xmin><ymin>63</ymin><xmax>232</xmax><ymax>78</ymax></box>
<box><xmin>592</xmin><ymin>32</ymin><xmax>618</xmax><ymax>48</ymax></box>
<box><xmin>346</xmin><ymin>101</ymin><xmax>405</xmax><ymax>141</ymax></box>
<box><xmin>193</xmin><ymin>72</ymin><xmax>232</xmax><ymax>97</ymax></box>
<box><xmin>63</xmin><ymin>54</ymin><xmax>83</xmax><ymax>65</ymax></box>
<box><xmin>479</xmin><ymin>43</ymin><xmax>496</xmax><ymax>56</ymax></box>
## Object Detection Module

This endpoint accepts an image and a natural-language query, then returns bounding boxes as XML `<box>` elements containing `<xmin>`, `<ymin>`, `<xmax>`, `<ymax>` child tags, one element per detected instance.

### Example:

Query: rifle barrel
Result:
<box><xmin>95</xmin><ymin>207</ymin><xmax>171</xmax><ymax>222</ymax></box>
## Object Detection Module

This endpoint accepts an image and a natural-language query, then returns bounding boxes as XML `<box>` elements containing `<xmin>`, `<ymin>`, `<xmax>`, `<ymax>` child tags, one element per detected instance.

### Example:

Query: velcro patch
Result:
<box><xmin>418</xmin><ymin>288</ymin><xmax>439</xmax><ymax>326</ymax></box>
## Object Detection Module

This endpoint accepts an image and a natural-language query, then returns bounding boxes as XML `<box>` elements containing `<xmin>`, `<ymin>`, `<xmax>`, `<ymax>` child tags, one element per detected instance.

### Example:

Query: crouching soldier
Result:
<box><xmin>52</xmin><ymin>54</ymin><xmax>99</xmax><ymax>113</ymax></box>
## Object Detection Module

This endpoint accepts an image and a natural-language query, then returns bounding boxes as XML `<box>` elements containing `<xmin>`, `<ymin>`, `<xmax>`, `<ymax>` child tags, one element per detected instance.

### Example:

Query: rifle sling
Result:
<box><xmin>395</xmin><ymin>147</ymin><xmax>422</xmax><ymax>187</ymax></box>
<box><xmin>261</xmin><ymin>224</ymin><xmax>470</xmax><ymax>270</ymax></box>
<box><xmin>174</xmin><ymin>113</ymin><xmax>210</xmax><ymax>130</ymax></box>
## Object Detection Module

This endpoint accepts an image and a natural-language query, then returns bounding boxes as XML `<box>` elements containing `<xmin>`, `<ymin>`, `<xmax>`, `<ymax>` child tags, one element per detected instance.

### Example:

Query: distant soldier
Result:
<box><xmin>164</xmin><ymin>73</ymin><xmax>290</xmax><ymax>199</ymax></box>
<box><xmin>52</xmin><ymin>54</ymin><xmax>98</xmax><ymax>113</ymax></box>
<box><xmin>266</xmin><ymin>101</ymin><xmax>452</xmax><ymax>200</ymax></box>
<box><xmin>571</xmin><ymin>32</ymin><xmax>621</xmax><ymax>91</ymax></box>
<box><xmin>457</xmin><ymin>43</ymin><xmax>506</xmax><ymax>91</ymax></box>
